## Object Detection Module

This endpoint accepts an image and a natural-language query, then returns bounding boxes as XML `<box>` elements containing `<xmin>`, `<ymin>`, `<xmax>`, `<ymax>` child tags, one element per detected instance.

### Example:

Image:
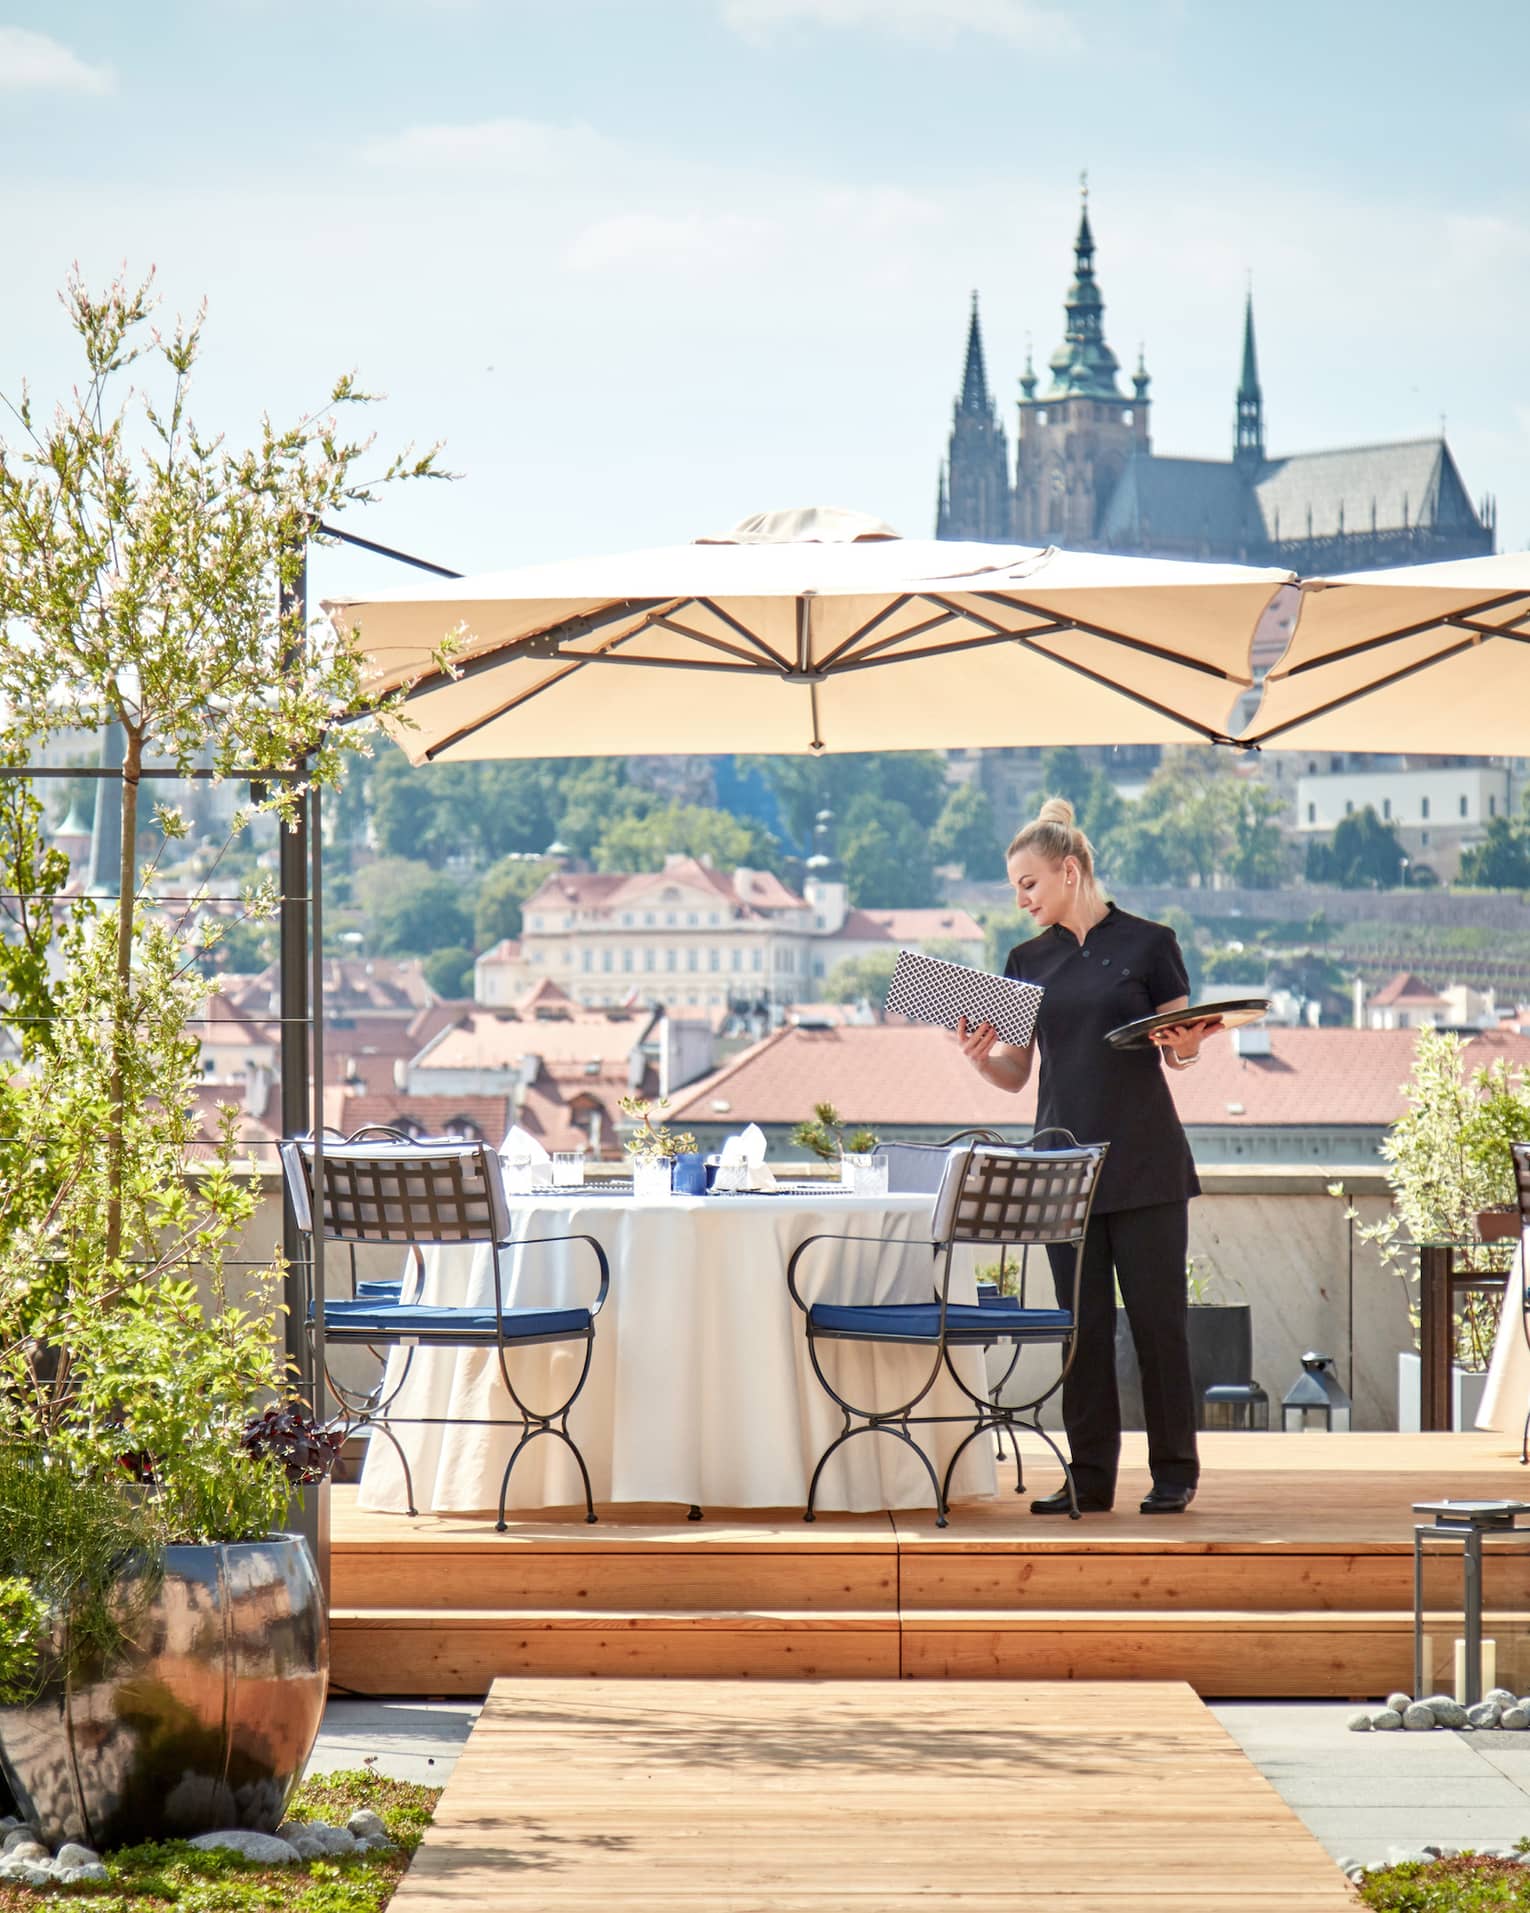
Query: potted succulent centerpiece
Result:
<box><xmin>791</xmin><ymin>1103</ymin><xmax>880</xmax><ymax>1188</ymax></box>
<box><xmin>1347</xmin><ymin>1029</ymin><xmax>1530</xmax><ymax>1429</ymax></box>
<box><xmin>0</xmin><ymin>273</ymin><xmax>438</xmax><ymax>1848</ymax></box>
<box><xmin>620</xmin><ymin>1094</ymin><xmax>698</xmax><ymax>1198</ymax></box>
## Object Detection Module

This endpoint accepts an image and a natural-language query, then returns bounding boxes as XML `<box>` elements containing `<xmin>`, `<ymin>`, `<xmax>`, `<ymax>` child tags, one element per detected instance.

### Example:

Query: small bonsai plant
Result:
<box><xmin>619</xmin><ymin>1093</ymin><xmax>697</xmax><ymax>1161</ymax></box>
<box><xmin>791</xmin><ymin>1102</ymin><xmax>878</xmax><ymax>1162</ymax></box>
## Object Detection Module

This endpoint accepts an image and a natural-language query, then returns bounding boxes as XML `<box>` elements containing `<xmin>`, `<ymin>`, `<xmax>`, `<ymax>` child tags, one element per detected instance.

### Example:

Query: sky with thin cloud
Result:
<box><xmin>0</xmin><ymin>0</ymin><xmax>1526</xmax><ymax>609</ymax></box>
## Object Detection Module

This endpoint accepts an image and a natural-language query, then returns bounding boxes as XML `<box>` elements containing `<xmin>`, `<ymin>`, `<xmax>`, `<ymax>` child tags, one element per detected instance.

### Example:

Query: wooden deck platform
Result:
<box><xmin>385</xmin><ymin>1677</ymin><xmax>1355</xmax><ymax>1911</ymax></box>
<box><xmin>331</xmin><ymin>1431</ymin><xmax>1530</xmax><ymax>1698</ymax></box>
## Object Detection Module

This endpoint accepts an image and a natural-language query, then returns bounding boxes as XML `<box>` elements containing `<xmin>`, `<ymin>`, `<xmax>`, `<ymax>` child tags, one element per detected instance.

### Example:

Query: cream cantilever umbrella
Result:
<box><xmin>1240</xmin><ymin>551</ymin><xmax>1530</xmax><ymax>753</ymax></box>
<box><xmin>324</xmin><ymin>507</ymin><xmax>1293</xmax><ymax>760</ymax></box>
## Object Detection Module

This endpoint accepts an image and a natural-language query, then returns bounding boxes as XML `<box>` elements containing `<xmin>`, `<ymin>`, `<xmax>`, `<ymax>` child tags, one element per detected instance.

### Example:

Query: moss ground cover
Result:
<box><xmin>0</xmin><ymin>1772</ymin><xmax>438</xmax><ymax>1912</ymax></box>
<box><xmin>1359</xmin><ymin>1854</ymin><xmax>1530</xmax><ymax>1910</ymax></box>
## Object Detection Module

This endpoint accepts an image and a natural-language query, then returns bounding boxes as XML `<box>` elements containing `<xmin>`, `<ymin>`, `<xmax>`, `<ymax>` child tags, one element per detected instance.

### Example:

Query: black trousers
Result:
<box><xmin>1045</xmin><ymin>1200</ymin><xmax>1199</xmax><ymax>1504</ymax></box>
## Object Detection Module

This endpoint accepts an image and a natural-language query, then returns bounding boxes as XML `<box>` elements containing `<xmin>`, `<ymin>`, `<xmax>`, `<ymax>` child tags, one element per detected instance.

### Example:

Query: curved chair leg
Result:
<box><xmin>363</xmin><ymin>1417</ymin><xmax>420</xmax><ymax>1518</ymax></box>
<box><xmin>806</xmin><ymin>1421</ymin><xmax>948</xmax><ymax>1528</ymax></box>
<box><xmin>495</xmin><ymin>1422</ymin><xmax>598</xmax><ymax>1530</ymax></box>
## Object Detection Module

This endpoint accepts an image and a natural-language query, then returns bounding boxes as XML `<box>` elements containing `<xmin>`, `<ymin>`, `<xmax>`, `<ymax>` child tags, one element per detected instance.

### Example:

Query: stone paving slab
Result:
<box><xmin>1213</xmin><ymin>1700</ymin><xmax>1530</xmax><ymax>1864</ymax></box>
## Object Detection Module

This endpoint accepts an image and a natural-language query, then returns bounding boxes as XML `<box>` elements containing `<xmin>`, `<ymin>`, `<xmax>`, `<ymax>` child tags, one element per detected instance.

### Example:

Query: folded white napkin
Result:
<box><xmin>719</xmin><ymin>1122</ymin><xmax>775</xmax><ymax>1191</ymax></box>
<box><xmin>499</xmin><ymin>1124</ymin><xmax>550</xmax><ymax>1164</ymax></box>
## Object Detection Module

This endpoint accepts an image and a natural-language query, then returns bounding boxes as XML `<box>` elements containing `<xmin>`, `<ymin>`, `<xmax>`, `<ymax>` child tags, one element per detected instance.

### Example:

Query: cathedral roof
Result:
<box><xmin>1250</xmin><ymin>439</ymin><xmax>1480</xmax><ymax>544</ymax></box>
<box><xmin>1096</xmin><ymin>455</ymin><xmax>1264</xmax><ymax>552</ymax></box>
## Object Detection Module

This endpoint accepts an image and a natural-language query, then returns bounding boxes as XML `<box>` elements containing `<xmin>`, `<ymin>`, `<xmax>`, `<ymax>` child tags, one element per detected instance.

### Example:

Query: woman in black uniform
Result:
<box><xmin>957</xmin><ymin>796</ymin><xmax>1217</xmax><ymax>1516</ymax></box>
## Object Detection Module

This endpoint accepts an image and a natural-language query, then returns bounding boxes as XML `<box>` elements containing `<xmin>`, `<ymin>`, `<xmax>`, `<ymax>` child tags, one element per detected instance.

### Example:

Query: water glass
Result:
<box><xmin>631</xmin><ymin>1156</ymin><xmax>673</xmax><ymax>1200</ymax></box>
<box><xmin>850</xmin><ymin>1152</ymin><xmax>889</xmax><ymax>1197</ymax></box>
<box><xmin>502</xmin><ymin>1152</ymin><xmax>533</xmax><ymax>1195</ymax></box>
<box><xmin>552</xmin><ymin>1151</ymin><xmax>586</xmax><ymax>1189</ymax></box>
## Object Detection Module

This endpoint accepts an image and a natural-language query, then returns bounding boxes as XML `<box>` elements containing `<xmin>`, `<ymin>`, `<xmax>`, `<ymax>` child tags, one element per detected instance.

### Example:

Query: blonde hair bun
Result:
<box><xmin>1006</xmin><ymin>792</ymin><xmax>1097</xmax><ymax>887</ymax></box>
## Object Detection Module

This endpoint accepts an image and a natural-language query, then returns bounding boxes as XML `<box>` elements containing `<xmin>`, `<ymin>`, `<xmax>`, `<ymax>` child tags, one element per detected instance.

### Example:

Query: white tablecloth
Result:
<box><xmin>1478</xmin><ymin>1241</ymin><xmax>1527</xmax><ymax>1433</ymax></box>
<box><xmin>355</xmin><ymin>1188</ymin><xmax>998</xmax><ymax>1513</ymax></box>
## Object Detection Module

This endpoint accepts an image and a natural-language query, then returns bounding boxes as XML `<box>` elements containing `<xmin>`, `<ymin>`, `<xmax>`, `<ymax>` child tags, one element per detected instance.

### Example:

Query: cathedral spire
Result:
<box><xmin>959</xmin><ymin>291</ymin><xmax>991</xmax><ymax>413</ymax></box>
<box><xmin>1043</xmin><ymin>178</ymin><xmax>1123</xmax><ymax>401</ymax></box>
<box><xmin>936</xmin><ymin>293</ymin><xmax>1011</xmax><ymax>542</ymax></box>
<box><xmin>1235</xmin><ymin>289</ymin><xmax>1264</xmax><ymax>465</ymax></box>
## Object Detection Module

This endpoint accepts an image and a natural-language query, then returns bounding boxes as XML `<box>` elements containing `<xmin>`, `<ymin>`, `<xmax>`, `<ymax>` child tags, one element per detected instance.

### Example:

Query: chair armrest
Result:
<box><xmin>786</xmin><ymin>1231</ymin><xmax>938</xmax><ymax>1312</ymax></box>
<box><xmin>490</xmin><ymin>1230</ymin><xmax>612</xmax><ymax>1316</ymax></box>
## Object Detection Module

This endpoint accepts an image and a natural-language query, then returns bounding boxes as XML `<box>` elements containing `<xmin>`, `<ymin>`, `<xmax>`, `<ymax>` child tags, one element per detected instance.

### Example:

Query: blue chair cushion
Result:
<box><xmin>313</xmin><ymin>1300</ymin><xmax>592</xmax><ymax>1341</ymax></box>
<box><xmin>354</xmin><ymin>1279</ymin><xmax>405</xmax><ymax>1300</ymax></box>
<box><xmin>808</xmin><ymin>1300</ymin><xmax>1071</xmax><ymax>1343</ymax></box>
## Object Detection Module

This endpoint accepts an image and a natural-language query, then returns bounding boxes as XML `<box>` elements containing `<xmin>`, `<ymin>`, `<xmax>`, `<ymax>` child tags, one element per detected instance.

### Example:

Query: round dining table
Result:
<box><xmin>355</xmin><ymin>1183</ymin><xmax>999</xmax><ymax>1516</ymax></box>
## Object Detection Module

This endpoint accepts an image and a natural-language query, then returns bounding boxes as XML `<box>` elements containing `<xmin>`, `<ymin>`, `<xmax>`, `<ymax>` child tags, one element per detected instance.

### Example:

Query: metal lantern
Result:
<box><xmin>1202</xmin><ymin>1381</ymin><xmax>1270</xmax><ymax>1431</ymax></box>
<box><xmin>1281</xmin><ymin>1351</ymin><xmax>1351</xmax><ymax>1432</ymax></box>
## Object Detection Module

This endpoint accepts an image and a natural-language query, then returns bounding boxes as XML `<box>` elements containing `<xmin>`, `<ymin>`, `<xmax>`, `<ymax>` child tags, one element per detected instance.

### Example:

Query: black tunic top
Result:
<box><xmin>1004</xmin><ymin>904</ymin><xmax>1200</xmax><ymax>1215</ymax></box>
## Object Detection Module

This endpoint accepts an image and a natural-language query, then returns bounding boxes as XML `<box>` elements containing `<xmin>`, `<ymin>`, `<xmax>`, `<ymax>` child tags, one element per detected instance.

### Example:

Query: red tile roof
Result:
<box><xmin>834</xmin><ymin>907</ymin><xmax>984</xmax><ymax>945</ymax></box>
<box><xmin>414</xmin><ymin>1004</ymin><xmax>656</xmax><ymax>1071</ymax></box>
<box><xmin>524</xmin><ymin>858</ymin><xmax>805</xmax><ymax>924</ymax></box>
<box><xmin>1369</xmin><ymin>970</ymin><xmax>1448</xmax><ymax>1007</ymax></box>
<box><xmin>667</xmin><ymin>1024</ymin><xmax>1530</xmax><ymax>1132</ymax></box>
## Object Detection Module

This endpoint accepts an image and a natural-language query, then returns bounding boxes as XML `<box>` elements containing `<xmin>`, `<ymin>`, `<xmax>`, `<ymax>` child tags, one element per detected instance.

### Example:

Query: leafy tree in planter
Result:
<box><xmin>0</xmin><ymin>273</ymin><xmax>443</xmax><ymax>1598</ymax></box>
<box><xmin>0</xmin><ymin>272</ymin><xmax>444</xmax><ymax>1254</ymax></box>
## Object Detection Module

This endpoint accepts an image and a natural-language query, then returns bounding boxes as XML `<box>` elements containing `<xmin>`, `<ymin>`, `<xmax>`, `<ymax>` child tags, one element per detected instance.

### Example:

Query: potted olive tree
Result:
<box><xmin>1350</xmin><ymin>1028</ymin><xmax>1530</xmax><ymax>1430</ymax></box>
<box><xmin>0</xmin><ymin>273</ymin><xmax>441</xmax><ymax>1847</ymax></box>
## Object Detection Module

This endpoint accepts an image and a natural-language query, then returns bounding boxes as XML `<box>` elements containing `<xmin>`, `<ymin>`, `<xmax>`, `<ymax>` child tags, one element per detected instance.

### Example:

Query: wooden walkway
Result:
<box><xmin>331</xmin><ymin>1431</ymin><xmax>1530</xmax><ymax>1696</ymax></box>
<box><xmin>386</xmin><ymin>1678</ymin><xmax>1355</xmax><ymax>1911</ymax></box>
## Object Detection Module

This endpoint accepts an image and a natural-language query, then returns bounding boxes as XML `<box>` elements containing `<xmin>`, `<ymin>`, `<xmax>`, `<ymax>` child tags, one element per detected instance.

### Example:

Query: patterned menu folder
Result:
<box><xmin>884</xmin><ymin>949</ymin><xmax>1044</xmax><ymax>1049</ymax></box>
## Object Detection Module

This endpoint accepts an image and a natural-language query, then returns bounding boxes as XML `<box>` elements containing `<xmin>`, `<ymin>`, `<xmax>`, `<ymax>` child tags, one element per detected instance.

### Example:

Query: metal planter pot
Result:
<box><xmin>1115</xmin><ymin>1303</ymin><xmax>1254</xmax><ymax>1431</ymax></box>
<box><xmin>0</xmin><ymin>1535</ymin><xmax>328</xmax><ymax>1850</ymax></box>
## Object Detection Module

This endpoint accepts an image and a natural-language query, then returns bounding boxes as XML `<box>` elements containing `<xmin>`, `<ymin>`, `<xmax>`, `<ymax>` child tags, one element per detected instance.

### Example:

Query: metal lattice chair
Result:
<box><xmin>786</xmin><ymin>1138</ymin><xmax>1106</xmax><ymax>1525</ymax></box>
<box><xmin>280</xmin><ymin>1130</ymin><xmax>610</xmax><ymax>1527</ymax></box>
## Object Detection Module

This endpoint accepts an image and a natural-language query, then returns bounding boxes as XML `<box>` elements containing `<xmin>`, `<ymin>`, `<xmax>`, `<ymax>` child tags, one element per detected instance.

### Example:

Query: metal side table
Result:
<box><xmin>1413</xmin><ymin>1499</ymin><xmax>1530</xmax><ymax>1707</ymax></box>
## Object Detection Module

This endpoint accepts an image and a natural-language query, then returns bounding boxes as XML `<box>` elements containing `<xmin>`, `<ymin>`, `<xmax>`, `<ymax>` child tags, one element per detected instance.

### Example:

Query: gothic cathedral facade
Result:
<box><xmin>936</xmin><ymin>193</ymin><xmax>1496</xmax><ymax>574</ymax></box>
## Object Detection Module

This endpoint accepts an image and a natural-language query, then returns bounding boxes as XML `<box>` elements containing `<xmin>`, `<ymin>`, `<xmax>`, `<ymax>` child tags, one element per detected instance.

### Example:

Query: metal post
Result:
<box><xmin>1464</xmin><ymin>1526</ymin><xmax>1484</xmax><ymax>1708</ymax></box>
<box><xmin>1418</xmin><ymin>1245</ymin><xmax>1452</xmax><ymax>1432</ymax></box>
<box><xmin>278</xmin><ymin>540</ymin><xmax>312</xmax><ymax>1400</ymax></box>
<box><xmin>1412</xmin><ymin>1527</ymin><xmax>1426</xmax><ymax>1700</ymax></box>
<box><xmin>307</xmin><ymin>776</ymin><xmax>330</xmax><ymax>1609</ymax></box>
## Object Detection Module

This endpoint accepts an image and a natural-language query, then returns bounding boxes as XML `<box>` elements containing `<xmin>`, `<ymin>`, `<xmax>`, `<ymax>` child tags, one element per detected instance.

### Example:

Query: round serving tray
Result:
<box><xmin>1105</xmin><ymin>997</ymin><xmax>1270</xmax><ymax>1051</ymax></box>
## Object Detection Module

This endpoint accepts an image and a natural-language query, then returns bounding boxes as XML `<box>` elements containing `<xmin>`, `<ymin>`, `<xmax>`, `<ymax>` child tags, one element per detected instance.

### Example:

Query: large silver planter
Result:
<box><xmin>0</xmin><ymin>1535</ymin><xmax>328</xmax><ymax>1849</ymax></box>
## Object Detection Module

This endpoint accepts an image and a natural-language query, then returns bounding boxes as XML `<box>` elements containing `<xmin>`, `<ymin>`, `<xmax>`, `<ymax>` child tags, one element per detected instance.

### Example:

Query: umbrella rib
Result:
<box><xmin>966</xmin><ymin>592</ymin><xmax>1251</xmax><ymax>684</ymax></box>
<box><xmin>820</xmin><ymin>604</ymin><xmax>965</xmax><ymax>671</ymax></box>
<box><xmin>650</xmin><ymin>615</ymin><xmax>780</xmax><ymax>670</ymax></box>
<box><xmin>421</xmin><ymin>657</ymin><xmax>591</xmax><ymax>759</ymax></box>
<box><xmin>695</xmin><ymin>598</ymin><xmax>793</xmax><ymax>671</ymax></box>
<box><xmin>398</xmin><ymin>598</ymin><xmax>680</xmax><ymax>701</ymax></box>
<box><xmin>1269</xmin><ymin>590</ymin><xmax>1528</xmax><ymax>681</ymax></box>
<box><xmin>1243</xmin><ymin>633</ymin><xmax>1483</xmax><ymax>746</ymax></box>
<box><xmin>815</xmin><ymin>595</ymin><xmax>921</xmax><ymax>670</ymax></box>
<box><xmin>847</xmin><ymin>628</ymin><xmax>1232</xmax><ymax>740</ymax></box>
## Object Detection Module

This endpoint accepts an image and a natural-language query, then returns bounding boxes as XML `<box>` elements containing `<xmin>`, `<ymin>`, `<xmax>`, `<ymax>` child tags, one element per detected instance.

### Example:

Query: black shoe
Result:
<box><xmin>1139</xmin><ymin>1486</ymin><xmax>1196</xmax><ymax>1515</ymax></box>
<box><xmin>1030</xmin><ymin>1486</ymin><xmax>1112</xmax><ymax>1516</ymax></box>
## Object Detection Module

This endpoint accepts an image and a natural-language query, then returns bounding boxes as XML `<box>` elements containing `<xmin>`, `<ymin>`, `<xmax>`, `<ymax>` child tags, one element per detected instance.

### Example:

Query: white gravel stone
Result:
<box><xmin>1425</xmin><ymin>1696</ymin><xmax>1469</xmax><ymax>1728</ymax></box>
<box><xmin>1387</xmin><ymin>1845</ymin><xmax>1431</xmax><ymax>1866</ymax></box>
<box><xmin>16</xmin><ymin>1865</ymin><xmax>53</xmax><ymax>1888</ymax></box>
<box><xmin>1402</xmin><ymin>1702</ymin><xmax>1438</xmax><ymax>1730</ymax></box>
<box><xmin>0</xmin><ymin>1829</ymin><xmax>42</xmax><ymax>1855</ymax></box>
<box><xmin>1502</xmin><ymin>1707</ymin><xmax>1530</xmax><ymax>1731</ymax></box>
<box><xmin>54</xmin><ymin>1842</ymin><xmax>100</xmax><ymax>1870</ymax></box>
<box><xmin>58</xmin><ymin>1863</ymin><xmax>109</xmax><ymax>1884</ymax></box>
<box><xmin>0</xmin><ymin>1819</ymin><xmax>18</xmax><ymax>1835</ymax></box>
<box><xmin>187</xmin><ymin>1830</ymin><xmax>301</xmax><ymax>1865</ymax></box>
<box><xmin>1487</xmin><ymin>1688</ymin><xmax>1517</xmax><ymax>1707</ymax></box>
<box><xmin>347</xmin><ymin>1810</ymin><xmax>389</xmax><ymax>1843</ymax></box>
<box><xmin>1385</xmin><ymin>1692</ymin><xmax>1413</xmax><ymax>1714</ymax></box>
<box><xmin>1346</xmin><ymin>1711</ymin><xmax>1372</xmax><ymax>1731</ymax></box>
<box><xmin>1468</xmin><ymin>1701</ymin><xmax>1503</xmax><ymax>1728</ymax></box>
<box><xmin>1373</xmin><ymin>1708</ymin><xmax>1404</xmax><ymax>1730</ymax></box>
